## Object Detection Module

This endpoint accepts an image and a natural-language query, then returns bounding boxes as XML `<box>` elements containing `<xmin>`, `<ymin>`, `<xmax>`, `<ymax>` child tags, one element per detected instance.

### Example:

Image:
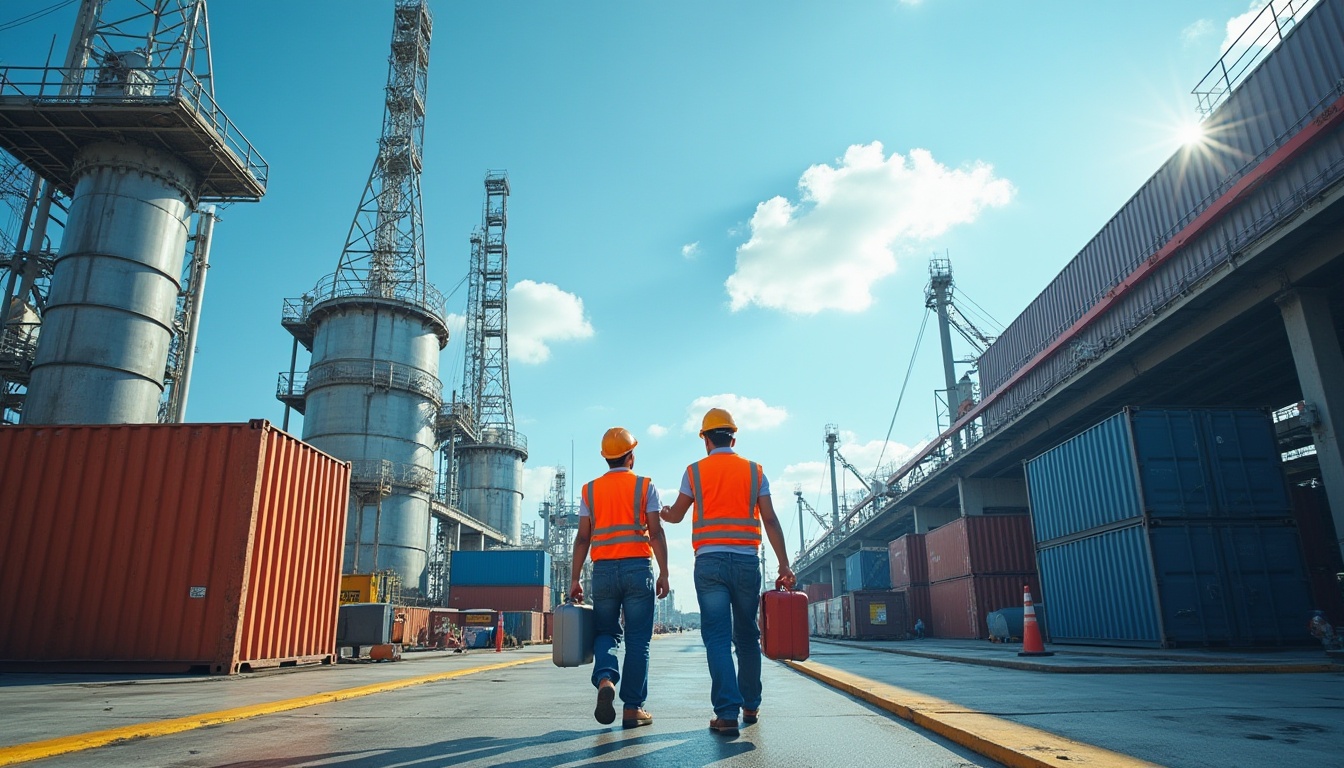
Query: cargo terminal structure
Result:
<box><xmin>794</xmin><ymin>0</ymin><xmax>1344</xmax><ymax>646</ymax></box>
<box><xmin>277</xmin><ymin>0</ymin><xmax>507</xmax><ymax>601</ymax></box>
<box><xmin>0</xmin><ymin>0</ymin><xmax>265</xmax><ymax>425</ymax></box>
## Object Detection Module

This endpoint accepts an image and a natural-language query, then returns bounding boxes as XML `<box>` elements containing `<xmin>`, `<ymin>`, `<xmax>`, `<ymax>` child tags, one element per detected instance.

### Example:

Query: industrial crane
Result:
<box><xmin>794</xmin><ymin>485</ymin><xmax>829</xmax><ymax>557</ymax></box>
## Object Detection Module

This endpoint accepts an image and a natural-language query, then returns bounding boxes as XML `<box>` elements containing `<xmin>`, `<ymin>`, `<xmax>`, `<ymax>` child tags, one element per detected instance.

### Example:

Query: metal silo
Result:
<box><xmin>453</xmin><ymin>172</ymin><xmax>528</xmax><ymax>545</ymax></box>
<box><xmin>278</xmin><ymin>0</ymin><xmax>446</xmax><ymax>597</ymax></box>
<box><xmin>0</xmin><ymin>2</ymin><xmax>268</xmax><ymax>424</ymax></box>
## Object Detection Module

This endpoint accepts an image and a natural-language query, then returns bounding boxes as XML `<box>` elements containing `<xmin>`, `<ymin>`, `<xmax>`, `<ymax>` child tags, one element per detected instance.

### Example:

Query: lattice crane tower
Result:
<box><xmin>0</xmin><ymin>0</ymin><xmax>266</xmax><ymax>424</ymax></box>
<box><xmin>278</xmin><ymin>0</ymin><xmax>447</xmax><ymax>597</ymax></box>
<box><xmin>456</xmin><ymin>172</ymin><xmax>528</xmax><ymax>544</ymax></box>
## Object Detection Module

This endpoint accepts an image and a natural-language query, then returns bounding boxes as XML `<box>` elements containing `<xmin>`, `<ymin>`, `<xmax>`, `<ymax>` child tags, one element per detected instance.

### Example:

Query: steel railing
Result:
<box><xmin>1192</xmin><ymin>0</ymin><xmax>1319</xmax><ymax>116</ymax></box>
<box><xmin>283</xmin><ymin>272</ymin><xmax>447</xmax><ymax>328</ymax></box>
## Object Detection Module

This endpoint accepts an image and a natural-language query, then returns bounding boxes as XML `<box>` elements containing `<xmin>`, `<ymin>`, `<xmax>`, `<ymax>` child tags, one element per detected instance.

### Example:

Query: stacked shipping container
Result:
<box><xmin>0</xmin><ymin>422</ymin><xmax>351</xmax><ymax>674</ymax></box>
<box><xmin>888</xmin><ymin>533</ymin><xmax>930</xmax><ymax>636</ymax></box>
<box><xmin>449</xmin><ymin>549</ymin><xmax>552</xmax><ymax>611</ymax></box>
<box><xmin>1026</xmin><ymin>408</ymin><xmax>1314</xmax><ymax>647</ymax></box>
<box><xmin>845</xmin><ymin>548</ymin><xmax>891</xmax><ymax>591</ymax></box>
<box><xmin>925</xmin><ymin>515</ymin><xmax>1037</xmax><ymax>639</ymax></box>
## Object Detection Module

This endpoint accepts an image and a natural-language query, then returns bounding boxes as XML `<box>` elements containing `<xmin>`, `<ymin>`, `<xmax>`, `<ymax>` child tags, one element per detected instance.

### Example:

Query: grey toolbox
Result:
<box><xmin>552</xmin><ymin>599</ymin><xmax>595</xmax><ymax>667</ymax></box>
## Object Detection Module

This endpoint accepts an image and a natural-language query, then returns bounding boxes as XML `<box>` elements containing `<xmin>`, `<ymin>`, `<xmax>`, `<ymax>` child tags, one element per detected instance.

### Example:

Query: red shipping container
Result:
<box><xmin>841</xmin><ymin>591</ymin><xmax>908</xmax><ymax>640</ymax></box>
<box><xmin>760</xmin><ymin>589</ymin><xmax>809</xmax><ymax>660</ymax></box>
<box><xmin>803</xmin><ymin>583</ymin><xmax>834</xmax><ymax>603</ymax></box>
<box><xmin>428</xmin><ymin>609</ymin><xmax>461</xmax><ymax>648</ymax></box>
<box><xmin>896</xmin><ymin>585</ymin><xmax>932</xmax><ymax>633</ymax></box>
<box><xmin>544</xmin><ymin>611</ymin><xmax>554</xmax><ymax>642</ymax></box>
<box><xmin>392</xmin><ymin>606</ymin><xmax>431</xmax><ymax>647</ymax></box>
<box><xmin>888</xmin><ymin>533</ymin><xmax>928</xmax><ymax>588</ymax></box>
<box><xmin>928</xmin><ymin>574</ymin><xmax>1039</xmax><ymax>639</ymax></box>
<box><xmin>0</xmin><ymin>421</ymin><xmax>350</xmax><ymax>674</ymax></box>
<box><xmin>926</xmin><ymin>515</ymin><xmax>1037</xmax><ymax>583</ymax></box>
<box><xmin>1290</xmin><ymin>485</ymin><xmax>1344</xmax><ymax>625</ymax></box>
<box><xmin>449</xmin><ymin>585</ymin><xmax>552</xmax><ymax>612</ymax></box>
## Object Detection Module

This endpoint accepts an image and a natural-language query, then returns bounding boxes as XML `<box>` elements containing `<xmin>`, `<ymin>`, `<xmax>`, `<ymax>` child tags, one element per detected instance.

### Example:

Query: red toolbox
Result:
<box><xmin>760</xmin><ymin>588</ymin><xmax>810</xmax><ymax>661</ymax></box>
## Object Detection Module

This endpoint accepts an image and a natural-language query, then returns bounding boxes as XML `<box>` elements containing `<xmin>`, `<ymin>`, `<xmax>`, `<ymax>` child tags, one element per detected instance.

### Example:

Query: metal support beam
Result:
<box><xmin>1277</xmin><ymin>288</ymin><xmax>1344</xmax><ymax>561</ymax></box>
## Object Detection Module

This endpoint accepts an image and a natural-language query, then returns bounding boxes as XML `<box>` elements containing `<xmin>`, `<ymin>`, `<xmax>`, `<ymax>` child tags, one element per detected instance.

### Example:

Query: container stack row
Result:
<box><xmin>924</xmin><ymin>515</ymin><xmax>1038</xmax><ymax>640</ymax></box>
<box><xmin>449</xmin><ymin>549</ymin><xmax>553</xmax><ymax>612</ymax></box>
<box><xmin>1027</xmin><ymin>408</ymin><xmax>1316</xmax><ymax>648</ymax></box>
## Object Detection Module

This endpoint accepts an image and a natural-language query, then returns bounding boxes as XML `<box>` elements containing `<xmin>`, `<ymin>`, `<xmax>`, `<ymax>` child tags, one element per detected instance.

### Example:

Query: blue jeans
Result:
<box><xmin>693</xmin><ymin>552</ymin><xmax>762</xmax><ymax>719</ymax></box>
<box><xmin>590</xmin><ymin>557</ymin><xmax>655</xmax><ymax>709</ymax></box>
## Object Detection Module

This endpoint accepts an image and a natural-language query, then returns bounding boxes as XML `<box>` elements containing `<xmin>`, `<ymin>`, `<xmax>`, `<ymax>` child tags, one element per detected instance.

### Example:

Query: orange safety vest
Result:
<box><xmin>583</xmin><ymin>471</ymin><xmax>653</xmax><ymax>560</ymax></box>
<box><xmin>688</xmin><ymin>453</ymin><xmax>763</xmax><ymax>550</ymax></box>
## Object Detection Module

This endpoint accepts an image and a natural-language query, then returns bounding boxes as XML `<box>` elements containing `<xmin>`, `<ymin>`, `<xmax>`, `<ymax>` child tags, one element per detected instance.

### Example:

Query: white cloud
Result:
<box><xmin>647</xmin><ymin>424</ymin><xmax>669</xmax><ymax>438</ymax></box>
<box><xmin>507</xmin><ymin>280</ymin><xmax>595</xmax><ymax>364</ymax></box>
<box><xmin>1182</xmin><ymin>18</ymin><xmax>1213</xmax><ymax>46</ymax></box>
<box><xmin>681</xmin><ymin>242</ymin><xmax>701</xmax><ymax>259</ymax></box>
<box><xmin>519</xmin><ymin>465</ymin><xmax>558</xmax><ymax>508</ymax></box>
<box><xmin>726</xmin><ymin>142</ymin><xmax>1014</xmax><ymax>314</ymax></box>
<box><xmin>680</xmin><ymin>394</ymin><xmax>788</xmax><ymax>434</ymax></box>
<box><xmin>445</xmin><ymin>313</ymin><xmax>467</xmax><ymax>341</ymax></box>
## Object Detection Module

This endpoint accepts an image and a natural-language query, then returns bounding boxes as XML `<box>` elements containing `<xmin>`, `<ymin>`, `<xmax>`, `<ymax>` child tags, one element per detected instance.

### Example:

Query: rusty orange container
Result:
<box><xmin>0</xmin><ymin>421</ymin><xmax>350</xmax><ymax>674</ymax></box>
<box><xmin>392</xmin><ymin>606</ymin><xmax>431</xmax><ymax>647</ymax></box>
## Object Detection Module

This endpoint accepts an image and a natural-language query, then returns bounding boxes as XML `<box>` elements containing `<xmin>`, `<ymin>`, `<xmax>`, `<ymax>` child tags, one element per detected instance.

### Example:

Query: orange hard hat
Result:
<box><xmin>699</xmin><ymin>408</ymin><xmax>737</xmax><ymax>436</ymax></box>
<box><xmin>601</xmin><ymin>427</ymin><xmax>638</xmax><ymax>459</ymax></box>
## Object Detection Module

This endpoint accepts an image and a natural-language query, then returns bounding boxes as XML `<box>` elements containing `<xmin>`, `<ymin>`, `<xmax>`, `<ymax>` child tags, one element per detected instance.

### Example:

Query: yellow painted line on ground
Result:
<box><xmin>0</xmin><ymin>654</ymin><xmax>550</xmax><ymax>767</ymax></box>
<box><xmin>785</xmin><ymin>659</ymin><xmax>1164</xmax><ymax>768</ymax></box>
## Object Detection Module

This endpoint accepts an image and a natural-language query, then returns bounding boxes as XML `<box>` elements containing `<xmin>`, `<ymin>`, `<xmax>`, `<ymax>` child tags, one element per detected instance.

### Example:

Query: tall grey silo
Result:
<box><xmin>0</xmin><ymin>0</ymin><xmax>267</xmax><ymax>424</ymax></box>
<box><xmin>277</xmin><ymin>0</ymin><xmax>446</xmax><ymax>597</ymax></box>
<box><xmin>456</xmin><ymin>172</ymin><xmax>528</xmax><ymax>544</ymax></box>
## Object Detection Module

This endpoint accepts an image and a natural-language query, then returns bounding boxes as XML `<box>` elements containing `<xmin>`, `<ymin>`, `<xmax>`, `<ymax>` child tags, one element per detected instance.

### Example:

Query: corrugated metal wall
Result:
<box><xmin>0</xmin><ymin>422</ymin><xmax>350</xmax><ymax>673</ymax></box>
<box><xmin>887</xmin><ymin>533</ymin><xmax>928</xmax><ymax>588</ymax></box>
<box><xmin>977</xmin><ymin>0</ymin><xmax>1344</xmax><ymax>428</ymax></box>
<box><xmin>1036</xmin><ymin>524</ymin><xmax>1164</xmax><ymax>646</ymax></box>
<box><xmin>450</xmin><ymin>549</ymin><xmax>551</xmax><ymax>586</ymax></box>
<box><xmin>1025</xmin><ymin>412</ymin><xmax>1143</xmax><ymax>542</ymax></box>
<box><xmin>925</xmin><ymin>515</ymin><xmax>1037</xmax><ymax>583</ymax></box>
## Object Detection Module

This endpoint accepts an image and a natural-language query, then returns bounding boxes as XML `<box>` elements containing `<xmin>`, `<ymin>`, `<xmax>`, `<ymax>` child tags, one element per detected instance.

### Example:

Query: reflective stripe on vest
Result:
<box><xmin>586</xmin><ymin>473</ymin><xmax>653</xmax><ymax>560</ymax></box>
<box><xmin>689</xmin><ymin>457</ymin><xmax>762</xmax><ymax>549</ymax></box>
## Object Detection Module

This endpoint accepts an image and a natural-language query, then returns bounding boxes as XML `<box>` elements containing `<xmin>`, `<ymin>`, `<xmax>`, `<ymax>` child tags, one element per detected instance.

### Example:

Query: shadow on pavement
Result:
<box><xmin>211</xmin><ymin>728</ymin><xmax>755</xmax><ymax>768</ymax></box>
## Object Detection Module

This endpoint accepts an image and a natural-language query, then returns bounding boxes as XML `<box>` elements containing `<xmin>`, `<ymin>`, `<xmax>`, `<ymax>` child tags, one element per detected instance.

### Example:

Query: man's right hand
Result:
<box><xmin>569</xmin><ymin>579</ymin><xmax>583</xmax><ymax>603</ymax></box>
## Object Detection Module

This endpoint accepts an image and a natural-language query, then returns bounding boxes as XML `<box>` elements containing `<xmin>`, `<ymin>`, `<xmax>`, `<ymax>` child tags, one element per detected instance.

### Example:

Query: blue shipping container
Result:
<box><xmin>1037</xmin><ymin>521</ymin><xmax>1313</xmax><ymax>647</ymax></box>
<box><xmin>1026</xmin><ymin>408</ymin><xmax>1291</xmax><ymax>543</ymax></box>
<box><xmin>845</xmin><ymin>549</ymin><xmax>891</xmax><ymax>592</ymax></box>
<box><xmin>450</xmin><ymin>549</ymin><xmax>551</xmax><ymax>587</ymax></box>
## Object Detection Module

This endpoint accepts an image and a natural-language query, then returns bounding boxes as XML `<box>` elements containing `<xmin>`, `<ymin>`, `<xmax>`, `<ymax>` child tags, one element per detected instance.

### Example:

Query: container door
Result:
<box><xmin>1217</xmin><ymin>524</ymin><xmax>1313</xmax><ymax>646</ymax></box>
<box><xmin>1199</xmin><ymin>411</ymin><xmax>1292</xmax><ymax>519</ymax></box>
<box><xmin>1131</xmin><ymin>410</ymin><xmax>1218</xmax><ymax>519</ymax></box>
<box><xmin>1150</xmin><ymin>524</ymin><xmax>1234</xmax><ymax>645</ymax></box>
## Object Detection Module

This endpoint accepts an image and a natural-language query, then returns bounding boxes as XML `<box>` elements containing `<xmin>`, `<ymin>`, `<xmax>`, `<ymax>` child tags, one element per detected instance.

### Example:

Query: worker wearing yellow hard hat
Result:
<box><xmin>660</xmin><ymin>407</ymin><xmax>795</xmax><ymax>737</ymax></box>
<box><xmin>570</xmin><ymin>427</ymin><xmax>670</xmax><ymax>729</ymax></box>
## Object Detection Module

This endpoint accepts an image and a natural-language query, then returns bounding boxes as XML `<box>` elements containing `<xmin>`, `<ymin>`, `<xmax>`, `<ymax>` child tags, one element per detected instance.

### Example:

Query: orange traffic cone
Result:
<box><xmin>1018</xmin><ymin>586</ymin><xmax>1053</xmax><ymax>657</ymax></box>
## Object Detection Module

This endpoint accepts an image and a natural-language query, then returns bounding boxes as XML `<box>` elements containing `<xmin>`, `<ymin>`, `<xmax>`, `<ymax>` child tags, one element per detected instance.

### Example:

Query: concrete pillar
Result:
<box><xmin>829</xmin><ymin>557</ymin><xmax>845</xmax><ymax>594</ymax></box>
<box><xmin>912</xmin><ymin>506</ymin><xmax>959</xmax><ymax>533</ymax></box>
<box><xmin>1278</xmin><ymin>289</ymin><xmax>1344</xmax><ymax>561</ymax></box>
<box><xmin>957</xmin><ymin>477</ymin><xmax>1029</xmax><ymax>516</ymax></box>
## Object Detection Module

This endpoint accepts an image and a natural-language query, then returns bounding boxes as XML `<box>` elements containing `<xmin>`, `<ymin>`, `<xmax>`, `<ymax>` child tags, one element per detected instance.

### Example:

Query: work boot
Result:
<box><xmin>594</xmin><ymin>679</ymin><xmax>616</xmax><ymax>725</ymax></box>
<box><xmin>622</xmin><ymin>707</ymin><xmax>653</xmax><ymax>728</ymax></box>
<box><xmin>709</xmin><ymin>717</ymin><xmax>739</xmax><ymax>736</ymax></box>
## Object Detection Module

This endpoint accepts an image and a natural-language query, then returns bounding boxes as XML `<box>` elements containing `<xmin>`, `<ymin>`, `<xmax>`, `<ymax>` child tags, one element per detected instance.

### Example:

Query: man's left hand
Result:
<box><xmin>655</xmin><ymin>573</ymin><xmax>670</xmax><ymax>600</ymax></box>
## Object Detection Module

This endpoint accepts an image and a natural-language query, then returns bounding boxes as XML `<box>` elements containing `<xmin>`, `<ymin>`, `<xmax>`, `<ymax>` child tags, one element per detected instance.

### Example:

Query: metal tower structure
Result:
<box><xmin>924</xmin><ymin>256</ymin><xmax>997</xmax><ymax>438</ymax></box>
<box><xmin>455</xmin><ymin>171</ymin><xmax>528</xmax><ymax>544</ymax></box>
<box><xmin>277</xmin><ymin>0</ymin><xmax>446</xmax><ymax>598</ymax></box>
<box><xmin>541</xmin><ymin>468</ymin><xmax>580</xmax><ymax>607</ymax></box>
<box><xmin>0</xmin><ymin>0</ymin><xmax>266</xmax><ymax>424</ymax></box>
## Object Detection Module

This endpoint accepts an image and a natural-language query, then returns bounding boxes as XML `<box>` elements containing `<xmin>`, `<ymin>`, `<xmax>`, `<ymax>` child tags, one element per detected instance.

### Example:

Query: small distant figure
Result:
<box><xmin>913</xmin><ymin>618</ymin><xmax>925</xmax><ymax>640</ymax></box>
<box><xmin>1308</xmin><ymin>610</ymin><xmax>1342</xmax><ymax>650</ymax></box>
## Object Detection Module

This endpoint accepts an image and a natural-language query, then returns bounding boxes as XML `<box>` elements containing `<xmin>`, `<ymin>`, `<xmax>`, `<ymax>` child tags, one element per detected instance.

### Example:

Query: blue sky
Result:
<box><xmin>0</xmin><ymin>0</ymin><xmax>1296</xmax><ymax>603</ymax></box>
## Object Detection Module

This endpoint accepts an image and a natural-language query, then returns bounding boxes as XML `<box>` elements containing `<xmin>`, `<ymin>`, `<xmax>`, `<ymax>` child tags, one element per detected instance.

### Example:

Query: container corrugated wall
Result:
<box><xmin>977</xmin><ymin>0</ymin><xmax>1344</xmax><ymax>429</ymax></box>
<box><xmin>843</xmin><ymin>590</ymin><xmax>908</xmax><ymax>640</ymax></box>
<box><xmin>448</xmin><ymin>584</ymin><xmax>551</xmax><ymax>612</ymax></box>
<box><xmin>803</xmin><ymin>583</ymin><xmax>833</xmax><ymax>603</ymax></box>
<box><xmin>888</xmin><ymin>533</ymin><xmax>928</xmax><ymax>588</ymax></box>
<box><xmin>897</xmin><ymin>585</ymin><xmax>932</xmax><ymax>632</ymax></box>
<box><xmin>0</xmin><ymin>421</ymin><xmax>350</xmax><ymax>673</ymax></box>
<box><xmin>925</xmin><ymin>515</ymin><xmax>1036</xmax><ymax>583</ymax></box>
<box><xmin>928</xmin><ymin>575</ymin><xmax>1040</xmax><ymax>640</ymax></box>
<box><xmin>1024</xmin><ymin>412</ymin><xmax>1143</xmax><ymax>541</ymax></box>
<box><xmin>450</xmin><ymin>549</ymin><xmax>551</xmax><ymax>586</ymax></box>
<box><xmin>1035</xmin><ymin>525</ymin><xmax>1163</xmax><ymax>646</ymax></box>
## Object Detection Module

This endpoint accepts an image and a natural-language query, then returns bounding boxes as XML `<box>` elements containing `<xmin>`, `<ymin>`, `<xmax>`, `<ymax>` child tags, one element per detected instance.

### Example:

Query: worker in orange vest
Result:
<box><xmin>660</xmin><ymin>408</ymin><xmax>795</xmax><ymax>737</ymax></box>
<box><xmin>570</xmin><ymin>427</ymin><xmax>670</xmax><ymax>729</ymax></box>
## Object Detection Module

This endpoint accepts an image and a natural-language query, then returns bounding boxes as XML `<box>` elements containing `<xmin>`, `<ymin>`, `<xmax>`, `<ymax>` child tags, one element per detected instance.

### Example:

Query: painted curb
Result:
<box><xmin>785</xmin><ymin>659</ymin><xmax>1164</xmax><ymax>768</ymax></box>
<box><xmin>0</xmin><ymin>654</ymin><xmax>550</xmax><ymax>766</ymax></box>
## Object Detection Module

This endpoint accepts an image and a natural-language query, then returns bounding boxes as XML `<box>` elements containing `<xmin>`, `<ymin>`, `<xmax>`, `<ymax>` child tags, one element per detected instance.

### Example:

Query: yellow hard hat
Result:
<box><xmin>699</xmin><ymin>408</ymin><xmax>737</xmax><ymax>436</ymax></box>
<box><xmin>601</xmin><ymin>427</ymin><xmax>638</xmax><ymax>459</ymax></box>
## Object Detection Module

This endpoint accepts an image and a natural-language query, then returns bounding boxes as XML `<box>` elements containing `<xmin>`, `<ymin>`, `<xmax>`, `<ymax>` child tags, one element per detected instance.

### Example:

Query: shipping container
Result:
<box><xmin>845</xmin><ymin>548</ymin><xmax>891</xmax><ymax>591</ymax></box>
<box><xmin>428</xmin><ymin>608</ymin><xmax>461</xmax><ymax>648</ymax></box>
<box><xmin>392</xmin><ymin>606</ymin><xmax>431</xmax><ymax>647</ymax></box>
<box><xmin>977</xmin><ymin>0</ymin><xmax>1344</xmax><ymax>431</ymax></box>
<box><xmin>0</xmin><ymin>421</ymin><xmax>350</xmax><ymax>674</ymax></box>
<box><xmin>337</xmin><ymin>603</ymin><xmax>394</xmax><ymax>647</ymax></box>
<box><xmin>502</xmin><ymin>611</ymin><xmax>544</xmax><ymax>643</ymax></box>
<box><xmin>888</xmin><ymin>533</ymin><xmax>928</xmax><ymax>588</ymax></box>
<box><xmin>1290</xmin><ymin>484</ymin><xmax>1344</xmax><ymax>625</ymax></box>
<box><xmin>543</xmin><ymin>611</ymin><xmax>554</xmax><ymax>642</ymax></box>
<box><xmin>1036</xmin><ymin>520</ymin><xmax>1314</xmax><ymax>647</ymax></box>
<box><xmin>928</xmin><ymin>575</ymin><xmax>1039</xmax><ymax>640</ymax></box>
<box><xmin>449</xmin><ymin>585</ymin><xmax>551</xmax><ymax>612</ymax></box>
<box><xmin>450</xmin><ymin>549</ymin><xmax>551</xmax><ymax>586</ymax></box>
<box><xmin>925</xmin><ymin>515</ymin><xmax>1036</xmax><ymax>583</ymax></box>
<box><xmin>896</xmin><ymin>585</ymin><xmax>932</xmax><ymax>633</ymax></box>
<box><xmin>808</xmin><ymin>601</ymin><xmax>824</xmax><ymax>636</ymax></box>
<box><xmin>803</xmin><ymin>583</ymin><xmax>834</xmax><ymax>603</ymax></box>
<box><xmin>841</xmin><ymin>591</ymin><xmax>908</xmax><ymax>640</ymax></box>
